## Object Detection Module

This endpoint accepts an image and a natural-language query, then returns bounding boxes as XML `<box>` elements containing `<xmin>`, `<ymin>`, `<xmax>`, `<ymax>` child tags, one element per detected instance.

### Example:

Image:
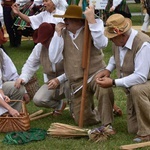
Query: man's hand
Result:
<box><xmin>23</xmin><ymin>93</ymin><xmax>30</xmax><ymax>104</ymax></box>
<box><xmin>109</xmin><ymin>6</ymin><xmax>115</xmax><ymax>12</ymax></box>
<box><xmin>8</xmin><ymin>107</ymin><xmax>20</xmax><ymax>117</ymax></box>
<box><xmin>4</xmin><ymin>96</ymin><xmax>10</xmax><ymax>103</ymax></box>
<box><xmin>83</xmin><ymin>5</ymin><xmax>96</xmax><ymax>24</ymax></box>
<box><xmin>55</xmin><ymin>22</ymin><xmax>66</xmax><ymax>36</ymax></box>
<box><xmin>96</xmin><ymin>77</ymin><xmax>113</xmax><ymax>88</ymax></box>
<box><xmin>11</xmin><ymin>3</ymin><xmax>20</xmax><ymax>15</ymax></box>
<box><xmin>48</xmin><ymin>78</ymin><xmax>60</xmax><ymax>89</ymax></box>
<box><xmin>14</xmin><ymin>78</ymin><xmax>25</xmax><ymax>89</ymax></box>
<box><xmin>95</xmin><ymin>69</ymin><xmax>111</xmax><ymax>80</ymax></box>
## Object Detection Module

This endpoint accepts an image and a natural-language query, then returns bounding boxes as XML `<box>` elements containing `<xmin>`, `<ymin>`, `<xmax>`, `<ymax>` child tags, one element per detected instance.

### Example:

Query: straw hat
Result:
<box><xmin>33</xmin><ymin>22</ymin><xmax>55</xmax><ymax>43</ymax></box>
<box><xmin>104</xmin><ymin>14</ymin><xmax>132</xmax><ymax>39</ymax></box>
<box><xmin>53</xmin><ymin>5</ymin><xmax>84</xmax><ymax>19</ymax></box>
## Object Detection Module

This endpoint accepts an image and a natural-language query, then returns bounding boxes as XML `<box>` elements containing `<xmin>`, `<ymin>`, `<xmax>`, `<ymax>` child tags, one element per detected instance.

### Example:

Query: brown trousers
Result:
<box><xmin>71</xmin><ymin>76</ymin><xmax>114</xmax><ymax>126</ymax></box>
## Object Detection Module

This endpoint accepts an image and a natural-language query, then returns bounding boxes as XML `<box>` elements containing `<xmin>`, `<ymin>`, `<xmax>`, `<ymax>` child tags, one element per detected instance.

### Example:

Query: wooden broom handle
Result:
<box><xmin>79</xmin><ymin>19</ymin><xmax>91</xmax><ymax>128</ymax></box>
<box><xmin>30</xmin><ymin>112</ymin><xmax>53</xmax><ymax>121</ymax></box>
<box><xmin>29</xmin><ymin>110</ymin><xmax>43</xmax><ymax>118</ymax></box>
<box><xmin>120</xmin><ymin>141</ymin><xmax>150</xmax><ymax>149</ymax></box>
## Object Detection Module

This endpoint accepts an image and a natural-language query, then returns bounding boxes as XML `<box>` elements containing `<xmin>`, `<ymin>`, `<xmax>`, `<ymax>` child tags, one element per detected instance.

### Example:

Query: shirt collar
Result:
<box><xmin>68</xmin><ymin>26</ymin><xmax>84</xmax><ymax>39</ymax></box>
<box><xmin>123</xmin><ymin>29</ymin><xmax>138</xmax><ymax>50</ymax></box>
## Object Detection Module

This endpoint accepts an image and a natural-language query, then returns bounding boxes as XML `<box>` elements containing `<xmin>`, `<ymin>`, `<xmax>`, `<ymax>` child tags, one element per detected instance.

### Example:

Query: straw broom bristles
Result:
<box><xmin>47</xmin><ymin>123</ymin><xmax>89</xmax><ymax>138</ymax></box>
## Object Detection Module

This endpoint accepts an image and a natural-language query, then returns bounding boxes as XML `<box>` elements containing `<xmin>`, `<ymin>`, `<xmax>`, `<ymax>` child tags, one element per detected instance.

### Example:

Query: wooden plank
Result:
<box><xmin>120</xmin><ymin>141</ymin><xmax>150</xmax><ymax>149</ymax></box>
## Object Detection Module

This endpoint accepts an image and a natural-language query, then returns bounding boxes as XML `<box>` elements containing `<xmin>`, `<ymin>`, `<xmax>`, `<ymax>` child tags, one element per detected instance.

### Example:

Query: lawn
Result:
<box><xmin>0</xmin><ymin>2</ymin><xmax>150</xmax><ymax>150</ymax></box>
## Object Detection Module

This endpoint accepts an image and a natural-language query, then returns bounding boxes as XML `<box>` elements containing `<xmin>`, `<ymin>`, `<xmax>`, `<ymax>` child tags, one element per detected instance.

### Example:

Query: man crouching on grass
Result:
<box><xmin>95</xmin><ymin>14</ymin><xmax>150</xmax><ymax>142</ymax></box>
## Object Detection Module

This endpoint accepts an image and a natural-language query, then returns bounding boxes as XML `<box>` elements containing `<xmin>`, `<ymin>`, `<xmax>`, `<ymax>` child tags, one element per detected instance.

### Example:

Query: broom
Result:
<box><xmin>47</xmin><ymin>123</ymin><xmax>111</xmax><ymax>142</ymax></box>
<box><xmin>47</xmin><ymin>123</ymin><xmax>88</xmax><ymax>138</ymax></box>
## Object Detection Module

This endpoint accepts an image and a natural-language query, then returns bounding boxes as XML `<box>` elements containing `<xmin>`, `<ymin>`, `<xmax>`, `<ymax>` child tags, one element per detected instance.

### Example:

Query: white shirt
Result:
<box><xmin>106</xmin><ymin>29</ymin><xmax>150</xmax><ymax>88</ymax></box>
<box><xmin>29</xmin><ymin>9</ymin><xmax>65</xmax><ymax>30</ymax></box>
<box><xmin>19</xmin><ymin>43</ymin><xmax>66</xmax><ymax>84</ymax></box>
<box><xmin>50</xmin><ymin>18</ymin><xmax>108</xmax><ymax>64</ymax></box>
<box><xmin>15</xmin><ymin>0</ymin><xmax>30</xmax><ymax>6</ymax></box>
<box><xmin>112</xmin><ymin>0</ymin><xmax>122</xmax><ymax>9</ymax></box>
<box><xmin>0</xmin><ymin>49</ymin><xmax>19</xmax><ymax>89</ymax></box>
<box><xmin>32</xmin><ymin>0</ymin><xmax>43</xmax><ymax>6</ymax></box>
<box><xmin>49</xmin><ymin>18</ymin><xmax>108</xmax><ymax>87</ymax></box>
<box><xmin>0</xmin><ymin>0</ymin><xmax>3</xmax><ymax>25</ymax></box>
<box><xmin>29</xmin><ymin>8</ymin><xmax>65</xmax><ymax>81</ymax></box>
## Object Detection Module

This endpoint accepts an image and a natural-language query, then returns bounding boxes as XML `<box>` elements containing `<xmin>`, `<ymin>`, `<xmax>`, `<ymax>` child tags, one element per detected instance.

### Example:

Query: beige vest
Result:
<box><xmin>113</xmin><ymin>31</ymin><xmax>150</xmax><ymax>78</ymax></box>
<box><xmin>62</xmin><ymin>29</ymin><xmax>106</xmax><ymax>89</ymax></box>
<box><xmin>40</xmin><ymin>46</ymin><xmax>64</xmax><ymax>80</ymax></box>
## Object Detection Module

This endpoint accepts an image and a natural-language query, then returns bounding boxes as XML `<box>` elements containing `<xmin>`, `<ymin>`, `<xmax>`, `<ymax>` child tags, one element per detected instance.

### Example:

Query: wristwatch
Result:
<box><xmin>112</xmin><ymin>79</ymin><xmax>116</xmax><ymax>87</ymax></box>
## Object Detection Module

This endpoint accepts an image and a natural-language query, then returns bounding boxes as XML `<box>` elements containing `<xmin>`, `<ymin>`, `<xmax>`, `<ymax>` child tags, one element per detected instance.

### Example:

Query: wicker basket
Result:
<box><xmin>0</xmin><ymin>100</ymin><xmax>30</xmax><ymax>132</ymax></box>
<box><xmin>25</xmin><ymin>74</ymin><xmax>40</xmax><ymax>99</ymax></box>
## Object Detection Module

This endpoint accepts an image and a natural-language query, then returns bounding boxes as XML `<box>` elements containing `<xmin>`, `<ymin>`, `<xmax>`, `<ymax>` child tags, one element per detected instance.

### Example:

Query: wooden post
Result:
<box><xmin>79</xmin><ymin>19</ymin><xmax>91</xmax><ymax>128</ymax></box>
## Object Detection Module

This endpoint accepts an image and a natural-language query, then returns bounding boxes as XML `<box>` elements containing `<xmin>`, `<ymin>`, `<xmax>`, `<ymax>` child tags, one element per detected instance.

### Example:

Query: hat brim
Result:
<box><xmin>104</xmin><ymin>18</ymin><xmax>132</xmax><ymax>39</ymax></box>
<box><xmin>53</xmin><ymin>14</ymin><xmax>84</xmax><ymax>19</ymax></box>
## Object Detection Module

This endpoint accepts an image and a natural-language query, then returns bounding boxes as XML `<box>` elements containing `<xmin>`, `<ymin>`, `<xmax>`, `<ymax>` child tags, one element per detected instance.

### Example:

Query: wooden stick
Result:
<box><xmin>30</xmin><ymin>112</ymin><xmax>53</xmax><ymax>121</ymax></box>
<box><xmin>29</xmin><ymin>110</ymin><xmax>43</xmax><ymax>118</ymax></box>
<box><xmin>120</xmin><ymin>141</ymin><xmax>150</xmax><ymax>149</ymax></box>
<box><xmin>79</xmin><ymin>19</ymin><xmax>91</xmax><ymax>128</ymax></box>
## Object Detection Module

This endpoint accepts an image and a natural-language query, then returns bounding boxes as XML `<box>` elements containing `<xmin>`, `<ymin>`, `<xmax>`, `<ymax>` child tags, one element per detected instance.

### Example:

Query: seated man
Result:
<box><xmin>96</xmin><ymin>14</ymin><xmax>150</xmax><ymax>142</ymax></box>
<box><xmin>0</xmin><ymin>48</ymin><xmax>26</xmax><ymax>116</ymax></box>
<box><xmin>15</xmin><ymin>22</ymin><xmax>69</xmax><ymax>116</ymax></box>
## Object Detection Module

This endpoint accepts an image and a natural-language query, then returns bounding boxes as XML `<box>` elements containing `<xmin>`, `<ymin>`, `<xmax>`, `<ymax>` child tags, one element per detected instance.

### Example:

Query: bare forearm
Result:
<box><xmin>11</xmin><ymin>3</ymin><xmax>31</xmax><ymax>23</ymax></box>
<box><xmin>0</xmin><ymin>98</ymin><xmax>11</xmax><ymax>111</ymax></box>
<box><xmin>17</xmin><ymin>11</ymin><xmax>31</xmax><ymax>24</ymax></box>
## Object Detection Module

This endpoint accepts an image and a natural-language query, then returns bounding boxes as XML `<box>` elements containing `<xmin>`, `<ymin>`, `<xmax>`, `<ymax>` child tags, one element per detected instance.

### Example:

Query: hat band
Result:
<box><xmin>107</xmin><ymin>22</ymin><xmax>128</xmax><ymax>35</ymax></box>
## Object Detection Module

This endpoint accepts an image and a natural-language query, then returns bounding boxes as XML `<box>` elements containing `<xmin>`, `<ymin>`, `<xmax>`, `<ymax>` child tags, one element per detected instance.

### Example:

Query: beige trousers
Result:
<box><xmin>126</xmin><ymin>81</ymin><xmax>150</xmax><ymax>136</ymax></box>
<box><xmin>2</xmin><ymin>81</ymin><xmax>25</xmax><ymax>112</ymax></box>
<box><xmin>33</xmin><ymin>81</ymin><xmax>70</xmax><ymax>110</ymax></box>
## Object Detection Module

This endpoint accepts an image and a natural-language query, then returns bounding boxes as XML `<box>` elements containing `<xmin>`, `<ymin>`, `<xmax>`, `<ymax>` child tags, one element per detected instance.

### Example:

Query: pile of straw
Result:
<box><xmin>88</xmin><ymin>125</ymin><xmax>111</xmax><ymax>143</ymax></box>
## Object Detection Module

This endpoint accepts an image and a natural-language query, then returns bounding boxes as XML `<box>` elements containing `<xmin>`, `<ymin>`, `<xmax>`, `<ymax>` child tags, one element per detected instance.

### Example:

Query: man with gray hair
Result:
<box><xmin>96</xmin><ymin>13</ymin><xmax>150</xmax><ymax>142</ymax></box>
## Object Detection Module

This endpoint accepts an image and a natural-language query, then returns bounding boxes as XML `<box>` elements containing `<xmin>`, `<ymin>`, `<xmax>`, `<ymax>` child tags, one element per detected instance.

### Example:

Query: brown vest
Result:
<box><xmin>113</xmin><ymin>31</ymin><xmax>150</xmax><ymax>78</ymax></box>
<box><xmin>40</xmin><ymin>46</ymin><xmax>64</xmax><ymax>80</ymax></box>
<box><xmin>62</xmin><ymin>28</ymin><xmax>106</xmax><ymax>89</ymax></box>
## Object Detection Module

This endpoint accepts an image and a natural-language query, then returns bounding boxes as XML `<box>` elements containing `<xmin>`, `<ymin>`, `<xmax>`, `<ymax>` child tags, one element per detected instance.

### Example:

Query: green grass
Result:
<box><xmin>128</xmin><ymin>3</ymin><xmax>141</xmax><ymax>13</ymax></box>
<box><xmin>0</xmin><ymin>40</ymin><xmax>149</xmax><ymax>150</ymax></box>
<box><xmin>128</xmin><ymin>2</ymin><xmax>144</xmax><ymax>25</ymax></box>
<box><xmin>0</xmin><ymin>3</ymin><xmax>150</xmax><ymax>149</ymax></box>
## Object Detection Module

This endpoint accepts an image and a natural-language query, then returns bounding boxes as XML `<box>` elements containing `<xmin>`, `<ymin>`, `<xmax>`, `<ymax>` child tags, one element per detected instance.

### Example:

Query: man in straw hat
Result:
<box><xmin>15</xmin><ymin>22</ymin><xmax>69</xmax><ymax>116</ymax></box>
<box><xmin>95</xmin><ymin>14</ymin><xmax>150</xmax><ymax>142</ymax></box>
<box><xmin>50</xmin><ymin>4</ymin><xmax>115</xmax><ymax>133</ymax></box>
